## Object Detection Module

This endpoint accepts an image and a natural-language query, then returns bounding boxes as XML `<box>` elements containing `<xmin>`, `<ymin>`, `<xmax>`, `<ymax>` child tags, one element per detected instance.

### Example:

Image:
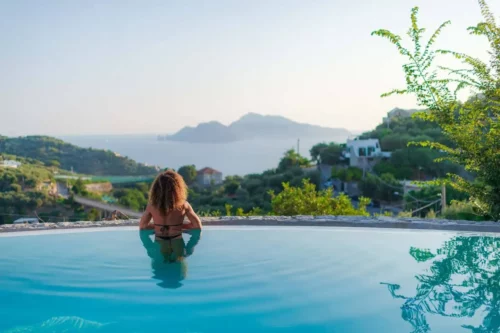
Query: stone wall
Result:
<box><xmin>1</xmin><ymin>216</ymin><xmax>500</xmax><ymax>233</ymax></box>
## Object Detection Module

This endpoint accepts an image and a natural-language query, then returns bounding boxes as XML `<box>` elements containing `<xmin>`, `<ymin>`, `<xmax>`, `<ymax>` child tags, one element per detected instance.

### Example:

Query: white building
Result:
<box><xmin>344</xmin><ymin>138</ymin><xmax>391</xmax><ymax>169</ymax></box>
<box><xmin>196</xmin><ymin>167</ymin><xmax>223</xmax><ymax>186</ymax></box>
<box><xmin>13</xmin><ymin>218</ymin><xmax>39</xmax><ymax>224</ymax></box>
<box><xmin>1</xmin><ymin>160</ymin><xmax>22</xmax><ymax>168</ymax></box>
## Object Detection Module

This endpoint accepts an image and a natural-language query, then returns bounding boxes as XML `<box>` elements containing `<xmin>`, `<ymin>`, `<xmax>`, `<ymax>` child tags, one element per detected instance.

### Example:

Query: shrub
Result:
<box><xmin>425</xmin><ymin>209</ymin><xmax>437</xmax><ymax>219</ymax></box>
<box><xmin>225</xmin><ymin>203</ymin><xmax>233</xmax><ymax>216</ymax></box>
<box><xmin>269</xmin><ymin>179</ymin><xmax>370</xmax><ymax>216</ymax></box>
<box><xmin>442</xmin><ymin>201</ymin><xmax>489</xmax><ymax>221</ymax></box>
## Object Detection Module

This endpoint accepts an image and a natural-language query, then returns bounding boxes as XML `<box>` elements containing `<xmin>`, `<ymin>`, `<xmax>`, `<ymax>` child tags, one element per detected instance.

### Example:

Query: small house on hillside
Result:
<box><xmin>197</xmin><ymin>167</ymin><xmax>223</xmax><ymax>186</ymax></box>
<box><xmin>344</xmin><ymin>138</ymin><xmax>391</xmax><ymax>170</ymax></box>
<box><xmin>1</xmin><ymin>160</ymin><xmax>21</xmax><ymax>168</ymax></box>
<box><xmin>383</xmin><ymin>107</ymin><xmax>419</xmax><ymax>124</ymax></box>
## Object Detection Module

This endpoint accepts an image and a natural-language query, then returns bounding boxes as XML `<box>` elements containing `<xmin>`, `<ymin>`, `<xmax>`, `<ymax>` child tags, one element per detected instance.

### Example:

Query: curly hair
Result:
<box><xmin>149</xmin><ymin>170</ymin><xmax>188</xmax><ymax>215</ymax></box>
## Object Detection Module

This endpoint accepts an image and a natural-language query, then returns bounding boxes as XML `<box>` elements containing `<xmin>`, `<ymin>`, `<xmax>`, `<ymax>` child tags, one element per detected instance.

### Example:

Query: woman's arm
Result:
<box><xmin>139</xmin><ymin>205</ymin><xmax>154</xmax><ymax>230</ymax></box>
<box><xmin>184</xmin><ymin>202</ymin><xmax>202</xmax><ymax>230</ymax></box>
<box><xmin>185</xmin><ymin>229</ymin><xmax>201</xmax><ymax>256</ymax></box>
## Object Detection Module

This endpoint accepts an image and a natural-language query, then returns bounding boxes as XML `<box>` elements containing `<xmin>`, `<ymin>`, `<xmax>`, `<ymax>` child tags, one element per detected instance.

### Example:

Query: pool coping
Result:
<box><xmin>1</xmin><ymin>216</ymin><xmax>499</xmax><ymax>233</ymax></box>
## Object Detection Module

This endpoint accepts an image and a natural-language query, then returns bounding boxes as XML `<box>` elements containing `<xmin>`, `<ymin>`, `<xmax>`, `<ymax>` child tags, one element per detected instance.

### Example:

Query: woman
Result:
<box><xmin>139</xmin><ymin>170</ymin><xmax>202</xmax><ymax>237</ymax></box>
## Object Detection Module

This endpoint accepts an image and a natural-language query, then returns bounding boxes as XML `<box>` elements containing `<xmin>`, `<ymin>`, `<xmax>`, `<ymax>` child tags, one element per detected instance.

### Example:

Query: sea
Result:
<box><xmin>60</xmin><ymin>134</ymin><xmax>349</xmax><ymax>176</ymax></box>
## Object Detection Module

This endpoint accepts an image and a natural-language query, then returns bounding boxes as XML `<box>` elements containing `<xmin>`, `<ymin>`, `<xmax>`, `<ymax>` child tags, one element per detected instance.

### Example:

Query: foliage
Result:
<box><xmin>0</xmin><ymin>160</ymin><xmax>54</xmax><ymax>192</ymax></box>
<box><xmin>71</xmin><ymin>178</ymin><xmax>88</xmax><ymax>196</ymax></box>
<box><xmin>0</xmin><ymin>191</ymin><xmax>49</xmax><ymax>224</ymax></box>
<box><xmin>184</xmin><ymin>152</ymin><xmax>320</xmax><ymax>215</ymax></box>
<box><xmin>404</xmin><ymin>184</ymin><xmax>469</xmax><ymax>212</ymax></box>
<box><xmin>0</xmin><ymin>136</ymin><xmax>157</xmax><ymax>176</ymax></box>
<box><xmin>0</xmin><ymin>156</ymin><xmax>58</xmax><ymax>223</ymax></box>
<box><xmin>87</xmin><ymin>208</ymin><xmax>101</xmax><ymax>221</ymax></box>
<box><xmin>198</xmin><ymin>210</ymin><xmax>222</xmax><ymax>217</ymax></box>
<box><xmin>310</xmin><ymin>142</ymin><xmax>345</xmax><ymax>165</ymax></box>
<box><xmin>425</xmin><ymin>209</ymin><xmax>436</xmax><ymax>219</ymax></box>
<box><xmin>442</xmin><ymin>200</ymin><xmax>489</xmax><ymax>221</ymax></box>
<box><xmin>331</xmin><ymin>166</ymin><xmax>363</xmax><ymax>182</ymax></box>
<box><xmin>360</xmin><ymin>117</ymin><xmax>451</xmax><ymax>150</ymax></box>
<box><xmin>397</xmin><ymin>211</ymin><xmax>413</xmax><ymax>218</ymax></box>
<box><xmin>389</xmin><ymin>147</ymin><xmax>460</xmax><ymax>180</ymax></box>
<box><xmin>224</xmin><ymin>180</ymin><xmax>240</xmax><ymax>196</ymax></box>
<box><xmin>269</xmin><ymin>179</ymin><xmax>370</xmax><ymax>216</ymax></box>
<box><xmin>225</xmin><ymin>203</ymin><xmax>233</xmax><ymax>216</ymax></box>
<box><xmin>361</xmin><ymin>117</ymin><xmax>460</xmax><ymax>180</ymax></box>
<box><xmin>374</xmin><ymin>211</ymin><xmax>394</xmax><ymax>217</ymax></box>
<box><xmin>235</xmin><ymin>207</ymin><xmax>245</xmax><ymax>216</ymax></box>
<box><xmin>372</xmin><ymin>1</ymin><xmax>500</xmax><ymax>217</ymax></box>
<box><xmin>382</xmin><ymin>236</ymin><xmax>500</xmax><ymax>332</ymax></box>
<box><xmin>113</xmin><ymin>187</ymin><xmax>148</xmax><ymax>211</ymax></box>
<box><xmin>277</xmin><ymin>149</ymin><xmax>311</xmax><ymax>172</ymax></box>
<box><xmin>177</xmin><ymin>165</ymin><xmax>197</xmax><ymax>185</ymax></box>
<box><xmin>359</xmin><ymin>173</ymin><xmax>403</xmax><ymax>203</ymax></box>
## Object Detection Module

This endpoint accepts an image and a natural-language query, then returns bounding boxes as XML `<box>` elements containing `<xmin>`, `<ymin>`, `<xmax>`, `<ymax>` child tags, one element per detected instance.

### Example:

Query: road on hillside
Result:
<box><xmin>73</xmin><ymin>196</ymin><xmax>143</xmax><ymax>218</ymax></box>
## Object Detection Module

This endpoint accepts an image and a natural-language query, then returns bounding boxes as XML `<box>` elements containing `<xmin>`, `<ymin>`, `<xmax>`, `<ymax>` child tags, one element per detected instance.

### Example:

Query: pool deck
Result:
<box><xmin>1</xmin><ymin>216</ymin><xmax>500</xmax><ymax>233</ymax></box>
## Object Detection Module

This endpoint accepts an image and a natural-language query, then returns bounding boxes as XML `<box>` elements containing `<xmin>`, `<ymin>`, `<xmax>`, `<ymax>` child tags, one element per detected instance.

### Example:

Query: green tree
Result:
<box><xmin>71</xmin><ymin>178</ymin><xmax>87</xmax><ymax>196</ymax></box>
<box><xmin>177</xmin><ymin>165</ymin><xmax>197</xmax><ymax>185</ymax></box>
<box><xmin>46</xmin><ymin>160</ymin><xmax>60</xmax><ymax>168</ymax></box>
<box><xmin>310</xmin><ymin>143</ymin><xmax>328</xmax><ymax>163</ymax></box>
<box><xmin>310</xmin><ymin>142</ymin><xmax>344</xmax><ymax>165</ymax></box>
<box><xmin>269</xmin><ymin>179</ymin><xmax>370</xmax><ymax>216</ymax></box>
<box><xmin>373</xmin><ymin>1</ymin><xmax>500</xmax><ymax>217</ymax></box>
<box><xmin>277</xmin><ymin>149</ymin><xmax>311</xmax><ymax>172</ymax></box>
<box><xmin>114</xmin><ymin>188</ymin><xmax>147</xmax><ymax>211</ymax></box>
<box><xmin>331</xmin><ymin>167</ymin><xmax>363</xmax><ymax>182</ymax></box>
<box><xmin>224</xmin><ymin>181</ymin><xmax>239</xmax><ymax>196</ymax></box>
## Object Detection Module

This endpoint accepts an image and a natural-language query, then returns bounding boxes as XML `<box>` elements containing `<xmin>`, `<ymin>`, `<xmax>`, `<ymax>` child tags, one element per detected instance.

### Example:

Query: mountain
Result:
<box><xmin>161</xmin><ymin>113</ymin><xmax>351</xmax><ymax>143</ymax></box>
<box><xmin>0</xmin><ymin>136</ymin><xmax>158</xmax><ymax>176</ymax></box>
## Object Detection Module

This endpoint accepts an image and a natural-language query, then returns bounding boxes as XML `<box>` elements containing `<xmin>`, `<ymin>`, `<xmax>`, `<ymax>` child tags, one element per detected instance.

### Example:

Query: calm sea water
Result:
<box><xmin>0</xmin><ymin>227</ymin><xmax>496</xmax><ymax>332</ymax></box>
<box><xmin>60</xmin><ymin>135</ymin><xmax>347</xmax><ymax>175</ymax></box>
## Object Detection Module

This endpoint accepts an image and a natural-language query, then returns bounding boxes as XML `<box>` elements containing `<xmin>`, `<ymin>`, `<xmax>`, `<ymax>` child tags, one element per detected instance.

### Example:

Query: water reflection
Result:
<box><xmin>3</xmin><ymin>316</ymin><xmax>107</xmax><ymax>332</ymax></box>
<box><xmin>382</xmin><ymin>236</ymin><xmax>500</xmax><ymax>333</ymax></box>
<box><xmin>139</xmin><ymin>230</ymin><xmax>201</xmax><ymax>289</ymax></box>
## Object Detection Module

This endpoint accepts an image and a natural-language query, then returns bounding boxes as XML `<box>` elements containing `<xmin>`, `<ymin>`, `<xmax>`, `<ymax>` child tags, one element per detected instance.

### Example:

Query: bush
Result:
<box><xmin>425</xmin><ymin>209</ymin><xmax>437</xmax><ymax>219</ymax></box>
<box><xmin>269</xmin><ymin>179</ymin><xmax>370</xmax><ymax>216</ymax></box>
<box><xmin>87</xmin><ymin>208</ymin><xmax>101</xmax><ymax>221</ymax></box>
<box><xmin>398</xmin><ymin>211</ymin><xmax>413</xmax><ymax>218</ymax></box>
<box><xmin>442</xmin><ymin>201</ymin><xmax>489</xmax><ymax>221</ymax></box>
<box><xmin>225</xmin><ymin>203</ymin><xmax>233</xmax><ymax>216</ymax></box>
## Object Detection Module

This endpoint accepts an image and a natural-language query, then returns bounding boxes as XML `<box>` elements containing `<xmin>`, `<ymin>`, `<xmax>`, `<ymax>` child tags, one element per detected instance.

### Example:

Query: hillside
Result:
<box><xmin>160</xmin><ymin>113</ymin><xmax>351</xmax><ymax>143</ymax></box>
<box><xmin>0</xmin><ymin>136</ymin><xmax>158</xmax><ymax>176</ymax></box>
<box><xmin>0</xmin><ymin>155</ymin><xmax>56</xmax><ymax>224</ymax></box>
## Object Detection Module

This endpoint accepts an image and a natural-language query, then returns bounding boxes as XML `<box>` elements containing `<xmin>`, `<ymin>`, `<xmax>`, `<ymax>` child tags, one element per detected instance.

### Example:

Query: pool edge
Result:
<box><xmin>1</xmin><ymin>216</ymin><xmax>500</xmax><ymax>234</ymax></box>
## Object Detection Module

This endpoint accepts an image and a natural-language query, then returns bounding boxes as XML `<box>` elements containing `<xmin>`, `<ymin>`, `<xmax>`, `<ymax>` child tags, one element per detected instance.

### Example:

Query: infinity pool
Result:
<box><xmin>0</xmin><ymin>227</ymin><xmax>498</xmax><ymax>332</ymax></box>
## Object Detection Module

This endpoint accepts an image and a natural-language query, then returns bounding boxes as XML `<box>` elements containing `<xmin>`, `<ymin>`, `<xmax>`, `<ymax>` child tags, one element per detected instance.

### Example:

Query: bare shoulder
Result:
<box><xmin>183</xmin><ymin>201</ymin><xmax>192</xmax><ymax>211</ymax></box>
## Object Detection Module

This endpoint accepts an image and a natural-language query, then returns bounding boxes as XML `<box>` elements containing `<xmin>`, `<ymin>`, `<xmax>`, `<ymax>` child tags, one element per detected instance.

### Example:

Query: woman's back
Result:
<box><xmin>149</xmin><ymin>202</ymin><xmax>188</xmax><ymax>238</ymax></box>
<box><xmin>139</xmin><ymin>170</ymin><xmax>203</xmax><ymax>233</ymax></box>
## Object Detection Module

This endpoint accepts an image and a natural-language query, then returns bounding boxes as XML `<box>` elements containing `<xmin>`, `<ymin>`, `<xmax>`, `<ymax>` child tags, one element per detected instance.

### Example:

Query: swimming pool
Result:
<box><xmin>0</xmin><ymin>226</ymin><xmax>497</xmax><ymax>332</ymax></box>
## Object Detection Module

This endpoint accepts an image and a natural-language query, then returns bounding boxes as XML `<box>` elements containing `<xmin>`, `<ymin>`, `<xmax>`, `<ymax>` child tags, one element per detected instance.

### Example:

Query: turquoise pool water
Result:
<box><xmin>0</xmin><ymin>227</ymin><xmax>498</xmax><ymax>332</ymax></box>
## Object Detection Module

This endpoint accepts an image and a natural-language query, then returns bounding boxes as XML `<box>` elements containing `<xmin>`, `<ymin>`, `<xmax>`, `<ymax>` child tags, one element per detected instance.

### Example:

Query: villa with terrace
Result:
<box><xmin>196</xmin><ymin>167</ymin><xmax>223</xmax><ymax>186</ymax></box>
<box><xmin>343</xmin><ymin>138</ymin><xmax>391</xmax><ymax>171</ymax></box>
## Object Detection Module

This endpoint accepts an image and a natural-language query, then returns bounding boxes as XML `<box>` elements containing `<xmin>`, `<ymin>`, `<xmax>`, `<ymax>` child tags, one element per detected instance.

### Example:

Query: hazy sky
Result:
<box><xmin>1</xmin><ymin>0</ymin><xmax>498</xmax><ymax>136</ymax></box>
